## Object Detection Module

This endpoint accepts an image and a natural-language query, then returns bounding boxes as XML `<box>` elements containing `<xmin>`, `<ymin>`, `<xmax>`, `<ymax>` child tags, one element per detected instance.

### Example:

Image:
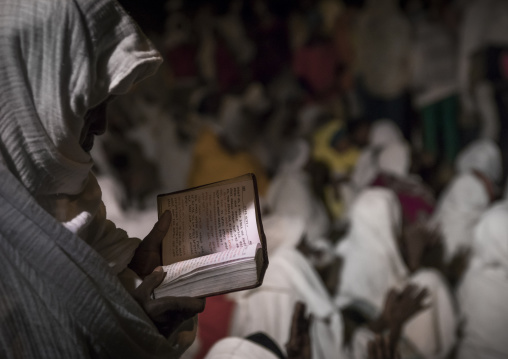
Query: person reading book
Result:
<box><xmin>0</xmin><ymin>0</ymin><xmax>205</xmax><ymax>357</ymax></box>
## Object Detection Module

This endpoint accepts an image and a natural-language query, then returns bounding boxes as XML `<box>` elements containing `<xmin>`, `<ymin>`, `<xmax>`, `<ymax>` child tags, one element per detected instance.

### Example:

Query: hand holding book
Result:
<box><xmin>154</xmin><ymin>173</ymin><xmax>268</xmax><ymax>298</ymax></box>
<box><xmin>127</xmin><ymin>209</ymin><xmax>205</xmax><ymax>338</ymax></box>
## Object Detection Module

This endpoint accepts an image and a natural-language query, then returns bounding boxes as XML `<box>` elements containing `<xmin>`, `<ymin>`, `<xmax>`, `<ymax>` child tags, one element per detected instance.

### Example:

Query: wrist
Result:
<box><xmin>368</xmin><ymin>315</ymin><xmax>388</xmax><ymax>333</ymax></box>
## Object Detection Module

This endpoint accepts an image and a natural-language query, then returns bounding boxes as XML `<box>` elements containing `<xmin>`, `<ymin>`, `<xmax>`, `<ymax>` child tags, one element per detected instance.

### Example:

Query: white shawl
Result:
<box><xmin>0</xmin><ymin>0</ymin><xmax>183</xmax><ymax>357</ymax></box>
<box><xmin>0</xmin><ymin>164</ymin><xmax>178</xmax><ymax>358</ymax></box>
<box><xmin>0</xmin><ymin>0</ymin><xmax>161</xmax><ymax>273</ymax></box>
<box><xmin>457</xmin><ymin>202</ymin><xmax>508</xmax><ymax>359</ymax></box>
<box><xmin>432</xmin><ymin>139</ymin><xmax>501</xmax><ymax>261</ymax></box>
<box><xmin>230</xmin><ymin>248</ymin><xmax>344</xmax><ymax>359</ymax></box>
<box><xmin>455</xmin><ymin>139</ymin><xmax>502</xmax><ymax>185</ymax></box>
<box><xmin>351</xmin><ymin>120</ymin><xmax>408</xmax><ymax>191</ymax></box>
<box><xmin>267</xmin><ymin>140</ymin><xmax>330</xmax><ymax>242</ymax></box>
<box><xmin>336</xmin><ymin>188</ymin><xmax>408</xmax><ymax>311</ymax></box>
<box><xmin>337</xmin><ymin>189</ymin><xmax>457</xmax><ymax>359</ymax></box>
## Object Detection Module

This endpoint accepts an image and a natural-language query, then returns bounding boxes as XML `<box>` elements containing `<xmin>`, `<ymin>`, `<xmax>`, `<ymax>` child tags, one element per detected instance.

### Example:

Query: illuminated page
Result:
<box><xmin>158</xmin><ymin>176</ymin><xmax>260</xmax><ymax>265</ymax></box>
<box><xmin>160</xmin><ymin>243</ymin><xmax>259</xmax><ymax>285</ymax></box>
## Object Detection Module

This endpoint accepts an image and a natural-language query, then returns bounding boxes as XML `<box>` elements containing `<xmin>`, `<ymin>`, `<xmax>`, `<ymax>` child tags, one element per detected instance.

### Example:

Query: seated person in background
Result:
<box><xmin>371</xmin><ymin>142</ymin><xmax>435</xmax><ymax>225</ymax></box>
<box><xmin>187</xmin><ymin>85</ymin><xmax>270</xmax><ymax>196</ymax></box>
<box><xmin>430</xmin><ymin>139</ymin><xmax>502</xmax><ymax>268</ymax></box>
<box><xmin>337</xmin><ymin>189</ymin><xmax>457</xmax><ymax>359</ymax></box>
<box><xmin>457</xmin><ymin>202</ymin><xmax>508</xmax><ymax>359</ymax></box>
<box><xmin>230</xmin><ymin>214</ymin><xmax>427</xmax><ymax>359</ymax></box>
<box><xmin>267</xmin><ymin>140</ymin><xmax>330</xmax><ymax>243</ymax></box>
<box><xmin>0</xmin><ymin>0</ymin><xmax>204</xmax><ymax>356</ymax></box>
<box><xmin>208</xmin><ymin>302</ymin><xmax>402</xmax><ymax>359</ymax></box>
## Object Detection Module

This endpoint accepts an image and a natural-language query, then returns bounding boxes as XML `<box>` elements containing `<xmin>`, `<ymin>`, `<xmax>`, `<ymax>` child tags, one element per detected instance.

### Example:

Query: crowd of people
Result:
<box><xmin>2</xmin><ymin>0</ymin><xmax>508</xmax><ymax>358</ymax></box>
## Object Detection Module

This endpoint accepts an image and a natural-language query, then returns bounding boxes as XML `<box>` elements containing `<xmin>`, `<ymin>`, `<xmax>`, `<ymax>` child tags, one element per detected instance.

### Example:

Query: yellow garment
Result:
<box><xmin>187</xmin><ymin>128</ymin><xmax>270</xmax><ymax>196</ymax></box>
<box><xmin>312</xmin><ymin>120</ymin><xmax>360</xmax><ymax>176</ymax></box>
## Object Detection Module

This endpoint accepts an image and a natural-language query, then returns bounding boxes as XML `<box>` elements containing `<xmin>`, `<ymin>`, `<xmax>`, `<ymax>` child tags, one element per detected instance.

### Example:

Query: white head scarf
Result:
<box><xmin>456</xmin><ymin>139</ymin><xmax>502</xmax><ymax>184</ymax></box>
<box><xmin>336</xmin><ymin>188</ymin><xmax>408</xmax><ymax>311</ymax></box>
<box><xmin>0</xmin><ymin>0</ymin><xmax>162</xmax><ymax>196</ymax></box>
<box><xmin>262</xmin><ymin>214</ymin><xmax>306</xmax><ymax>255</ymax></box>
<box><xmin>472</xmin><ymin>202</ymin><xmax>508</xmax><ymax>272</ymax></box>
<box><xmin>378</xmin><ymin>142</ymin><xmax>411</xmax><ymax>177</ymax></box>
<box><xmin>204</xmin><ymin>337</ymin><xmax>279</xmax><ymax>359</ymax></box>
<box><xmin>370</xmin><ymin>119</ymin><xmax>404</xmax><ymax>148</ymax></box>
<box><xmin>457</xmin><ymin>202</ymin><xmax>508</xmax><ymax>359</ymax></box>
<box><xmin>0</xmin><ymin>2</ymin><xmax>183</xmax><ymax>357</ymax></box>
<box><xmin>351</xmin><ymin>120</ymin><xmax>407</xmax><ymax>190</ymax></box>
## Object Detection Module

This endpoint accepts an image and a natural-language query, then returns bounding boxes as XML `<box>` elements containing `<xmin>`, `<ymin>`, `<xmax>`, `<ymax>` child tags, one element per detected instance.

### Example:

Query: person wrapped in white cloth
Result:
<box><xmin>336</xmin><ymin>189</ymin><xmax>457</xmax><ymax>359</ymax></box>
<box><xmin>431</xmin><ymin>139</ymin><xmax>502</xmax><ymax>263</ymax></box>
<box><xmin>0</xmin><ymin>0</ymin><xmax>205</xmax><ymax>357</ymax></box>
<box><xmin>230</xmin><ymin>213</ymin><xmax>428</xmax><ymax>359</ymax></box>
<box><xmin>456</xmin><ymin>202</ymin><xmax>508</xmax><ymax>359</ymax></box>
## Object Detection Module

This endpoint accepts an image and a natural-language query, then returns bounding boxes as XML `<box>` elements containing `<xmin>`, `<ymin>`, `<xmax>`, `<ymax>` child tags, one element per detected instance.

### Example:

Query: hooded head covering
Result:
<box><xmin>378</xmin><ymin>142</ymin><xmax>411</xmax><ymax>177</ymax></box>
<box><xmin>456</xmin><ymin>139</ymin><xmax>502</xmax><ymax>184</ymax></box>
<box><xmin>472</xmin><ymin>202</ymin><xmax>508</xmax><ymax>272</ymax></box>
<box><xmin>337</xmin><ymin>188</ymin><xmax>408</xmax><ymax>311</ymax></box>
<box><xmin>369</xmin><ymin>120</ymin><xmax>404</xmax><ymax>148</ymax></box>
<box><xmin>351</xmin><ymin>120</ymin><xmax>407</xmax><ymax>190</ymax></box>
<box><xmin>457</xmin><ymin>202</ymin><xmax>508</xmax><ymax>358</ymax></box>
<box><xmin>0</xmin><ymin>0</ymin><xmax>162</xmax><ymax>196</ymax></box>
<box><xmin>0</xmin><ymin>1</ymin><xmax>184</xmax><ymax>357</ymax></box>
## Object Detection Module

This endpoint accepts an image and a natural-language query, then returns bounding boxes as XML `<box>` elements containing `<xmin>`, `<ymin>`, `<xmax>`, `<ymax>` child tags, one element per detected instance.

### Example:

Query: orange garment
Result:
<box><xmin>187</xmin><ymin>128</ymin><xmax>269</xmax><ymax>196</ymax></box>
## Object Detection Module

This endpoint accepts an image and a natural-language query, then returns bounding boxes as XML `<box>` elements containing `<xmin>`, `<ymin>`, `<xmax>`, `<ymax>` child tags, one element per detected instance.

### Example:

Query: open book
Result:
<box><xmin>154</xmin><ymin>174</ymin><xmax>268</xmax><ymax>298</ymax></box>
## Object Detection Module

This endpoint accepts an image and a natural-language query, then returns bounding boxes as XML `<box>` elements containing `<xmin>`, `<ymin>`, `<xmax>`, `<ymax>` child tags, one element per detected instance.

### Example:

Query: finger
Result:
<box><xmin>147</xmin><ymin>296</ymin><xmax>206</xmax><ymax>319</ymax></box>
<box><xmin>368</xmin><ymin>339</ymin><xmax>376</xmax><ymax>359</ymax></box>
<box><xmin>289</xmin><ymin>301</ymin><xmax>305</xmax><ymax>339</ymax></box>
<box><xmin>135</xmin><ymin>267</ymin><xmax>166</xmax><ymax>301</ymax></box>
<box><xmin>386</xmin><ymin>288</ymin><xmax>398</xmax><ymax>304</ymax></box>
<box><xmin>414</xmin><ymin>287</ymin><xmax>429</xmax><ymax>306</ymax></box>
<box><xmin>400</xmin><ymin>283</ymin><xmax>418</xmax><ymax>298</ymax></box>
<box><xmin>142</xmin><ymin>211</ymin><xmax>172</xmax><ymax>250</ymax></box>
<box><xmin>375</xmin><ymin>335</ymin><xmax>384</xmax><ymax>359</ymax></box>
<box><xmin>383</xmin><ymin>336</ymin><xmax>391</xmax><ymax>358</ymax></box>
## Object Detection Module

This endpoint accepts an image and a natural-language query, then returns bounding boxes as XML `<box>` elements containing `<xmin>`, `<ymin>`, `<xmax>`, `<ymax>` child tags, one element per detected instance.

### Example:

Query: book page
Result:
<box><xmin>161</xmin><ymin>243</ymin><xmax>259</xmax><ymax>285</ymax></box>
<box><xmin>159</xmin><ymin>178</ymin><xmax>260</xmax><ymax>265</ymax></box>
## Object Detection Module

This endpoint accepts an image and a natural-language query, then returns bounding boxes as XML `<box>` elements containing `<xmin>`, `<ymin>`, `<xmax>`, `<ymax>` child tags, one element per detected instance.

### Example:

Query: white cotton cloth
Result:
<box><xmin>0</xmin><ymin>0</ymin><xmax>162</xmax><ymax>274</ymax></box>
<box><xmin>204</xmin><ymin>337</ymin><xmax>279</xmax><ymax>359</ymax></box>
<box><xmin>370</xmin><ymin>120</ymin><xmax>405</xmax><ymax>147</ymax></box>
<box><xmin>432</xmin><ymin>139</ymin><xmax>501</xmax><ymax>260</ymax></box>
<box><xmin>351</xmin><ymin>120</ymin><xmax>407</xmax><ymax>191</ymax></box>
<box><xmin>431</xmin><ymin>173</ymin><xmax>490</xmax><ymax>261</ymax></box>
<box><xmin>378</xmin><ymin>142</ymin><xmax>411</xmax><ymax>178</ymax></box>
<box><xmin>267</xmin><ymin>140</ymin><xmax>330</xmax><ymax>242</ymax></box>
<box><xmin>337</xmin><ymin>189</ymin><xmax>457</xmax><ymax>359</ymax></box>
<box><xmin>336</xmin><ymin>189</ymin><xmax>407</xmax><ymax>311</ymax></box>
<box><xmin>0</xmin><ymin>0</ymin><xmax>185</xmax><ymax>357</ymax></box>
<box><xmin>230</xmin><ymin>247</ymin><xmax>345</xmax><ymax>359</ymax></box>
<box><xmin>0</xmin><ymin>164</ymin><xmax>179</xmax><ymax>358</ymax></box>
<box><xmin>457</xmin><ymin>202</ymin><xmax>508</xmax><ymax>359</ymax></box>
<box><xmin>455</xmin><ymin>139</ymin><xmax>502</xmax><ymax>184</ymax></box>
<box><xmin>262</xmin><ymin>214</ymin><xmax>306</xmax><ymax>255</ymax></box>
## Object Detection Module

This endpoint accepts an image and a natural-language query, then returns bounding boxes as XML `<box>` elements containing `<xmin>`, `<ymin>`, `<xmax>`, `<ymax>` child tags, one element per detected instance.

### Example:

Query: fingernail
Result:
<box><xmin>154</xmin><ymin>266</ymin><xmax>163</xmax><ymax>273</ymax></box>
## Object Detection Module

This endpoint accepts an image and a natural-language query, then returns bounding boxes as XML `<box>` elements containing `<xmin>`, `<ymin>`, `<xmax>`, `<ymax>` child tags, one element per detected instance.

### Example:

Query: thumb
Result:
<box><xmin>135</xmin><ymin>267</ymin><xmax>166</xmax><ymax>301</ymax></box>
<box><xmin>142</xmin><ymin>211</ymin><xmax>172</xmax><ymax>250</ymax></box>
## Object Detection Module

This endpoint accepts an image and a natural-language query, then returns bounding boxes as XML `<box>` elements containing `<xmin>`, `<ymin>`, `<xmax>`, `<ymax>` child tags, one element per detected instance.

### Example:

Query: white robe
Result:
<box><xmin>432</xmin><ymin>139</ymin><xmax>501</xmax><ymax>260</ymax></box>
<box><xmin>457</xmin><ymin>202</ymin><xmax>508</xmax><ymax>359</ymax></box>
<box><xmin>0</xmin><ymin>0</ymin><xmax>182</xmax><ymax>356</ymax></box>
<box><xmin>337</xmin><ymin>189</ymin><xmax>457</xmax><ymax>359</ymax></box>
<box><xmin>230</xmin><ymin>248</ymin><xmax>346</xmax><ymax>359</ymax></box>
